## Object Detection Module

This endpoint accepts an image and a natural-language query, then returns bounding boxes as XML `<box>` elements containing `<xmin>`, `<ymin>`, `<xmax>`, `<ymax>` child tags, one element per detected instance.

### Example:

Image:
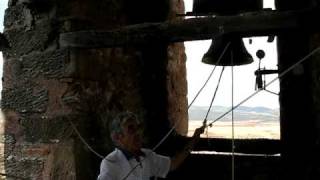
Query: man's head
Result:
<box><xmin>109</xmin><ymin>111</ymin><xmax>144</xmax><ymax>153</ymax></box>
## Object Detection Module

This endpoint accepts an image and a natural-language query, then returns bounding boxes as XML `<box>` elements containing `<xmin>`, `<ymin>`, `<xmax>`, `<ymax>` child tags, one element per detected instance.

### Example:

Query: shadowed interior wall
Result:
<box><xmin>276</xmin><ymin>0</ymin><xmax>320</xmax><ymax>179</ymax></box>
<box><xmin>1</xmin><ymin>0</ymin><xmax>187</xmax><ymax>179</ymax></box>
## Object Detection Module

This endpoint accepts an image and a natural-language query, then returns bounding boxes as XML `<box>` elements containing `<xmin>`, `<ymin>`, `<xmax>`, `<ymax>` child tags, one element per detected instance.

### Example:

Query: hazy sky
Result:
<box><xmin>184</xmin><ymin>0</ymin><xmax>279</xmax><ymax>108</ymax></box>
<box><xmin>0</xmin><ymin>0</ymin><xmax>279</xmax><ymax>108</ymax></box>
<box><xmin>0</xmin><ymin>0</ymin><xmax>5</xmax><ymax>31</ymax></box>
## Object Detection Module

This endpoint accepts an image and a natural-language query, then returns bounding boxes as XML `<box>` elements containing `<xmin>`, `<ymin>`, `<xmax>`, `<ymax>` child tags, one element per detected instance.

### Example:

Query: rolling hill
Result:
<box><xmin>188</xmin><ymin>105</ymin><xmax>279</xmax><ymax>122</ymax></box>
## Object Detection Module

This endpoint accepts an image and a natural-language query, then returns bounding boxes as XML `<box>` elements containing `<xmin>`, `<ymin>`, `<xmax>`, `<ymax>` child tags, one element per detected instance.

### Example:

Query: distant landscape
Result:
<box><xmin>188</xmin><ymin>106</ymin><xmax>280</xmax><ymax>139</ymax></box>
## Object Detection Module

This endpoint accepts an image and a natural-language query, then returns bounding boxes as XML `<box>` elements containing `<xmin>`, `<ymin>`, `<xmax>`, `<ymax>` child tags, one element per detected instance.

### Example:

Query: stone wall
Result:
<box><xmin>1</xmin><ymin>0</ymin><xmax>187</xmax><ymax>179</ymax></box>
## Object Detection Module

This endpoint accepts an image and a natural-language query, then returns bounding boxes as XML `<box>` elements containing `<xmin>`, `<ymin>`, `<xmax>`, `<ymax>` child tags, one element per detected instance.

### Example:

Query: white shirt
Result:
<box><xmin>97</xmin><ymin>148</ymin><xmax>171</xmax><ymax>180</ymax></box>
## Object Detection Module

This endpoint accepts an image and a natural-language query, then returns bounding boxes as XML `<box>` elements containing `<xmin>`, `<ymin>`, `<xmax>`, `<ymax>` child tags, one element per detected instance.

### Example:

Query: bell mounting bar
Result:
<box><xmin>60</xmin><ymin>9</ymin><xmax>316</xmax><ymax>48</ymax></box>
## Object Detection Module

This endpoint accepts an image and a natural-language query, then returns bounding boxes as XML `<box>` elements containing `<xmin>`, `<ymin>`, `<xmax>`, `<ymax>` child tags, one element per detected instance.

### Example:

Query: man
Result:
<box><xmin>97</xmin><ymin>111</ymin><xmax>205</xmax><ymax>180</ymax></box>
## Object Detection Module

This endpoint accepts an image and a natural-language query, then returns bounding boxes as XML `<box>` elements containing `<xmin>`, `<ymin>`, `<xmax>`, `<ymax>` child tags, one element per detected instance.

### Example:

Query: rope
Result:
<box><xmin>231</xmin><ymin>53</ymin><xmax>235</xmax><ymax>180</ymax></box>
<box><xmin>122</xmin><ymin>43</ymin><xmax>231</xmax><ymax>180</ymax></box>
<box><xmin>207</xmin><ymin>46</ymin><xmax>320</xmax><ymax>127</ymax></box>
<box><xmin>63</xmin><ymin>42</ymin><xmax>232</xmax><ymax>169</ymax></box>
<box><xmin>264</xmin><ymin>89</ymin><xmax>279</xmax><ymax>96</ymax></box>
<box><xmin>121</xmin><ymin>68</ymin><xmax>226</xmax><ymax>180</ymax></box>
<box><xmin>188</xmin><ymin>42</ymin><xmax>231</xmax><ymax>109</ymax></box>
<box><xmin>66</xmin><ymin>44</ymin><xmax>320</xmax><ymax>180</ymax></box>
<box><xmin>138</xmin><ymin>45</ymin><xmax>320</xmax><ymax>180</ymax></box>
<box><xmin>153</xmin><ymin>42</ymin><xmax>231</xmax><ymax>151</ymax></box>
<box><xmin>68</xmin><ymin>119</ymin><xmax>104</xmax><ymax>159</ymax></box>
<box><xmin>203</xmin><ymin>67</ymin><xmax>225</xmax><ymax>149</ymax></box>
<box><xmin>120</xmin><ymin>156</ymin><xmax>146</xmax><ymax>180</ymax></box>
<box><xmin>203</xmin><ymin>67</ymin><xmax>225</xmax><ymax>125</ymax></box>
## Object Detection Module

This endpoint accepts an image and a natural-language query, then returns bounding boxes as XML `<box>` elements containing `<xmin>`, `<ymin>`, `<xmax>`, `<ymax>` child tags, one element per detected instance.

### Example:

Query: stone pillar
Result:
<box><xmin>1</xmin><ymin>0</ymin><xmax>187</xmax><ymax>179</ymax></box>
<box><xmin>276</xmin><ymin>0</ymin><xmax>320</xmax><ymax>179</ymax></box>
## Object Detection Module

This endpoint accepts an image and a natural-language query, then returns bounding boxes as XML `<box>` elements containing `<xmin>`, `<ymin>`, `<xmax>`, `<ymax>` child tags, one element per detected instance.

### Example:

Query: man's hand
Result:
<box><xmin>189</xmin><ymin>125</ymin><xmax>206</xmax><ymax>149</ymax></box>
<box><xmin>170</xmin><ymin>125</ymin><xmax>206</xmax><ymax>171</ymax></box>
<box><xmin>192</xmin><ymin>125</ymin><xmax>205</xmax><ymax>138</ymax></box>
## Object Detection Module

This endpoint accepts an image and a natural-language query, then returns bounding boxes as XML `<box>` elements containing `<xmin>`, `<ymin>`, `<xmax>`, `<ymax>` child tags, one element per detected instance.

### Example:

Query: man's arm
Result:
<box><xmin>170</xmin><ymin>126</ymin><xmax>205</xmax><ymax>171</ymax></box>
<box><xmin>97</xmin><ymin>159</ymin><xmax>116</xmax><ymax>180</ymax></box>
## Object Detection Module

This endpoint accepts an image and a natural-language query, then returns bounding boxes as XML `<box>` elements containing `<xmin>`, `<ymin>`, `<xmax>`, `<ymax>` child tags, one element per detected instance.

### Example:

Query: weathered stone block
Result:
<box><xmin>4</xmin><ymin>20</ymin><xmax>54</xmax><ymax>57</ymax></box>
<box><xmin>4</xmin><ymin>4</ymin><xmax>33</xmax><ymax>29</ymax></box>
<box><xmin>5</xmin><ymin>155</ymin><xmax>45</xmax><ymax>179</ymax></box>
<box><xmin>19</xmin><ymin>115</ymin><xmax>72</xmax><ymax>143</ymax></box>
<box><xmin>1</xmin><ymin>85</ymin><xmax>48</xmax><ymax>113</ymax></box>
<box><xmin>2</xmin><ymin>50</ymin><xmax>68</xmax><ymax>91</ymax></box>
<box><xmin>2</xmin><ymin>58</ymin><xmax>23</xmax><ymax>90</ymax></box>
<box><xmin>0</xmin><ymin>134</ymin><xmax>16</xmax><ymax>144</ymax></box>
<box><xmin>4</xmin><ymin>142</ymin><xmax>73</xmax><ymax>180</ymax></box>
<box><xmin>20</xmin><ymin>49</ymin><xmax>68</xmax><ymax>78</ymax></box>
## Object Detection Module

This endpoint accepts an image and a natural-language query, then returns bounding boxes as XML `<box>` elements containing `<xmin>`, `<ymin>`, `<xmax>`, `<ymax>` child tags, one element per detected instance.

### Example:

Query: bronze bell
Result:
<box><xmin>202</xmin><ymin>35</ymin><xmax>253</xmax><ymax>66</ymax></box>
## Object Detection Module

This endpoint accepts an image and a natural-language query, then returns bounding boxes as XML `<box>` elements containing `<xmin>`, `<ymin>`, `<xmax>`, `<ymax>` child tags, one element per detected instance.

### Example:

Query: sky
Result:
<box><xmin>0</xmin><ymin>0</ymin><xmax>279</xmax><ymax>108</ymax></box>
<box><xmin>0</xmin><ymin>1</ymin><xmax>5</xmax><ymax>31</ymax></box>
<box><xmin>184</xmin><ymin>0</ymin><xmax>280</xmax><ymax>109</ymax></box>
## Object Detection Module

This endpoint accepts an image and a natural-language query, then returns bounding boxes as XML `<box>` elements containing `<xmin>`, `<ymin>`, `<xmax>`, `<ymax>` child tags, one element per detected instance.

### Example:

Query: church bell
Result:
<box><xmin>202</xmin><ymin>35</ymin><xmax>253</xmax><ymax>66</ymax></box>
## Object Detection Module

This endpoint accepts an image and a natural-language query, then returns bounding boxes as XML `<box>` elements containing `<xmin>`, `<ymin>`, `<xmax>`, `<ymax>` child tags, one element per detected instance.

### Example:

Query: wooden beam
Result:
<box><xmin>195</xmin><ymin>138</ymin><xmax>280</xmax><ymax>155</ymax></box>
<box><xmin>171</xmin><ymin>136</ymin><xmax>280</xmax><ymax>155</ymax></box>
<box><xmin>59</xmin><ymin>10</ymin><xmax>308</xmax><ymax>48</ymax></box>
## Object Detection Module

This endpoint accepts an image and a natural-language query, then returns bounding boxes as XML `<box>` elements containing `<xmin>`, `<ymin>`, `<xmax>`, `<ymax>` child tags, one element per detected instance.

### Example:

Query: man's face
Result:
<box><xmin>118</xmin><ymin>119</ymin><xmax>143</xmax><ymax>153</ymax></box>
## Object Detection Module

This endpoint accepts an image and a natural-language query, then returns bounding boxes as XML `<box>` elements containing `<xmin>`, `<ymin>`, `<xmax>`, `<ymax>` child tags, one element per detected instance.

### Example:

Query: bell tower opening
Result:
<box><xmin>184</xmin><ymin>0</ymin><xmax>280</xmax><ymax>141</ymax></box>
